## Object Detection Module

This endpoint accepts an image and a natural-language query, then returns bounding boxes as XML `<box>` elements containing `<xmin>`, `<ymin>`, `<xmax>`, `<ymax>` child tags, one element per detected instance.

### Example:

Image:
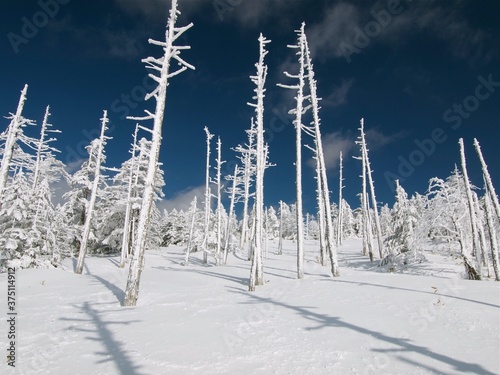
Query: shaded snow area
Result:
<box><xmin>1</xmin><ymin>239</ymin><xmax>499</xmax><ymax>375</ymax></box>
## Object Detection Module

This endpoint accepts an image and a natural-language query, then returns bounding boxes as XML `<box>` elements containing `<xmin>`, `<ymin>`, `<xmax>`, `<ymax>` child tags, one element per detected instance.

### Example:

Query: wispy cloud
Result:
<box><xmin>308</xmin><ymin>126</ymin><xmax>404</xmax><ymax>171</ymax></box>
<box><xmin>309</xmin><ymin>131</ymin><xmax>355</xmax><ymax>171</ymax></box>
<box><xmin>47</xmin><ymin>15</ymin><xmax>148</xmax><ymax>60</ymax></box>
<box><xmin>322</xmin><ymin>79</ymin><xmax>354</xmax><ymax>108</ymax></box>
<box><xmin>307</xmin><ymin>3</ymin><xmax>360</xmax><ymax>60</ymax></box>
<box><xmin>160</xmin><ymin>185</ymin><xmax>205</xmax><ymax>212</ymax></box>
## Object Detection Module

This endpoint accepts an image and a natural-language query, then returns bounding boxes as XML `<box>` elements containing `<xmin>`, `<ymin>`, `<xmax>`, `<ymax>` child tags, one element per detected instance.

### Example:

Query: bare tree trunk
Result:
<box><xmin>124</xmin><ymin>0</ymin><xmax>194</xmax><ymax>306</ymax></box>
<box><xmin>474</xmin><ymin>138</ymin><xmax>500</xmax><ymax>221</ymax></box>
<box><xmin>185</xmin><ymin>196</ymin><xmax>198</xmax><ymax>266</ymax></box>
<box><xmin>337</xmin><ymin>152</ymin><xmax>344</xmax><ymax>247</ymax></box>
<box><xmin>0</xmin><ymin>85</ymin><xmax>29</xmax><ymax>201</ymax></box>
<box><xmin>223</xmin><ymin>166</ymin><xmax>238</xmax><ymax>265</ymax></box>
<box><xmin>249</xmin><ymin>34</ymin><xmax>270</xmax><ymax>291</ymax></box>
<box><xmin>120</xmin><ymin>124</ymin><xmax>139</xmax><ymax>268</ymax></box>
<box><xmin>76</xmin><ymin>111</ymin><xmax>109</xmax><ymax>274</ymax></box>
<box><xmin>215</xmin><ymin>137</ymin><xmax>225</xmax><ymax>265</ymax></box>
<box><xmin>278</xmin><ymin>200</ymin><xmax>283</xmax><ymax>255</ymax></box>
<box><xmin>202</xmin><ymin>126</ymin><xmax>214</xmax><ymax>264</ymax></box>
<box><xmin>458</xmin><ymin>138</ymin><xmax>482</xmax><ymax>279</ymax></box>
<box><xmin>484</xmin><ymin>189</ymin><xmax>500</xmax><ymax>281</ymax></box>
<box><xmin>360</xmin><ymin>119</ymin><xmax>384</xmax><ymax>258</ymax></box>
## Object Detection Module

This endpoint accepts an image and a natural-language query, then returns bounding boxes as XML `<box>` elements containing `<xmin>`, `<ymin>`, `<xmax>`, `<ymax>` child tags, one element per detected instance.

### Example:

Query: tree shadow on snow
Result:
<box><xmin>153</xmin><ymin>265</ymin><xmax>249</xmax><ymax>286</ymax></box>
<box><xmin>329</xmin><ymin>279</ymin><xmax>500</xmax><ymax>309</ymax></box>
<box><xmin>82</xmin><ymin>263</ymin><xmax>126</xmax><ymax>305</ymax></box>
<box><xmin>60</xmin><ymin>301</ymin><xmax>144</xmax><ymax>375</ymax></box>
<box><xmin>229</xmin><ymin>287</ymin><xmax>497</xmax><ymax>375</ymax></box>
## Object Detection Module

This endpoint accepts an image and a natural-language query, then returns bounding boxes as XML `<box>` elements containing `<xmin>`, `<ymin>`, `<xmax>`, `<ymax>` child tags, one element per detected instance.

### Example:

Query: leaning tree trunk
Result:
<box><xmin>124</xmin><ymin>0</ymin><xmax>195</xmax><ymax>306</ymax></box>
<box><xmin>458</xmin><ymin>138</ymin><xmax>482</xmax><ymax>279</ymax></box>
<box><xmin>76</xmin><ymin>111</ymin><xmax>109</xmax><ymax>274</ymax></box>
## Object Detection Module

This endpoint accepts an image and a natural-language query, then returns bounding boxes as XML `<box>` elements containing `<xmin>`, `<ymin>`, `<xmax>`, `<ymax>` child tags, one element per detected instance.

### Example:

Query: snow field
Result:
<box><xmin>0</xmin><ymin>238</ymin><xmax>499</xmax><ymax>374</ymax></box>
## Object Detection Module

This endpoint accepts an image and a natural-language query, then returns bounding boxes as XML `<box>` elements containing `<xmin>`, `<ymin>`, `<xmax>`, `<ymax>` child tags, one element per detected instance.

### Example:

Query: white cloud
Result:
<box><xmin>308</xmin><ymin>126</ymin><xmax>405</xmax><ymax>171</ymax></box>
<box><xmin>159</xmin><ymin>184</ymin><xmax>205</xmax><ymax>212</ymax></box>
<box><xmin>307</xmin><ymin>3</ymin><xmax>360</xmax><ymax>60</ymax></box>
<box><xmin>365</xmin><ymin>127</ymin><xmax>405</xmax><ymax>150</ymax></box>
<box><xmin>322</xmin><ymin>79</ymin><xmax>354</xmax><ymax>108</ymax></box>
<box><xmin>47</xmin><ymin>15</ymin><xmax>148</xmax><ymax>60</ymax></box>
<box><xmin>309</xmin><ymin>131</ymin><xmax>355</xmax><ymax>171</ymax></box>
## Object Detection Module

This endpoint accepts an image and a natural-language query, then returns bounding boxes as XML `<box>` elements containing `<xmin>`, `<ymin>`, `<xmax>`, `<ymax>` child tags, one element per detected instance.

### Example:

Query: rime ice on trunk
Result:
<box><xmin>237</xmin><ymin>119</ymin><xmax>256</xmax><ymax>252</ymax></box>
<box><xmin>75</xmin><ymin>111</ymin><xmax>110</xmax><ymax>275</ymax></box>
<box><xmin>337</xmin><ymin>152</ymin><xmax>344</xmax><ymax>247</ymax></box>
<box><xmin>484</xmin><ymin>190</ymin><xmax>500</xmax><ymax>281</ymax></box>
<box><xmin>215</xmin><ymin>136</ymin><xmax>225</xmax><ymax>264</ymax></box>
<box><xmin>278</xmin><ymin>24</ymin><xmax>307</xmax><ymax>279</ymax></box>
<box><xmin>124</xmin><ymin>0</ymin><xmax>194</xmax><ymax>306</ymax></box>
<box><xmin>32</xmin><ymin>106</ymin><xmax>61</xmax><ymax>190</ymax></box>
<box><xmin>303</xmin><ymin>33</ymin><xmax>339</xmax><ymax>276</ymax></box>
<box><xmin>474</xmin><ymin>138</ymin><xmax>500</xmax><ymax>221</ymax></box>
<box><xmin>248</xmin><ymin>34</ymin><xmax>270</xmax><ymax>292</ymax></box>
<box><xmin>458</xmin><ymin>138</ymin><xmax>482</xmax><ymax>280</ymax></box>
<box><xmin>120</xmin><ymin>124</ymin><xmax>140</xmax><ymax>268</ymax></box>
<box><xmin>0</xmin><ymin>85</ymin><xmax>29</xmax><ymax>201</ymax></box>
<box><xmin>202</xmin><ymin>126</ymin><xmax>214</xmax><ymax>264</ymax></box>
<box><xmin>358</xmin><ymin>119</ymin><xmax>384</xmax><ymax>258</ymax></box>
<box><xmin>223</xmin><ymin>165</ymin><xmax>239</xmax><ymax>265</ymax></box>
<box><xmin>185</xmin><ymin>195</ymin><xmax>198</xmax><ymax>266</ymax></box>
<box><xmin>278</xmin><ymin>200</ymin><xmax>284</xmax><ymax>255</ymax></box>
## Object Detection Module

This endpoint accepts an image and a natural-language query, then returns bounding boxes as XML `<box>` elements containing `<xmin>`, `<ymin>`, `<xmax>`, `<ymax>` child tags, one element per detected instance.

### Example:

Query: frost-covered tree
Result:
<box><xmin>278</xmin><ymin>201</ymin><xmax>284</xmax><ymax>255</ymax></box>
<box><xmin>425</xmin><ymin>168</ymin><xmax>481</xmax><ymax>280</ymax></box>
<box><xmin>483</xmin><ymin>188</ymin><xmax>499</xmax><ymax>281</ymax></box>
<box><xmin>357</xmin><ymin>118</ymin><xmax>384</xmax><ymax>258</ymax></box>
<box><xmin>124</xmin><ymin>0</ymin><xmax>194</xmax><ymax>306</ymax></box>
<box><xmin>75</xmin><ymin>111</ymin><xmax>110</xmax><ymax>274</ymax></box>
<box><xmin>0</xmin><ymin>168</ymin><xmax>64</xmax><ymax>270</ymax></box>
<box><xmin>214</xmin><ymin>136</ymin><xmax>226</xmax><ymax>264</ymax></box>
<box><xmin>0</xmin><ymin>85</ymin><xmax>37</xmax><ymax>201</ymax></box>
<box><xmin>248</xmin><ymin>34</ymin><xmax>270</xmax><ymax>291</ymax></box>
<box><xmin>120</xmin><ymin>124</ymin><xmax>140</xmax><ymax>267</ymax></box>
<box><xmin>185</xmin><ymin>196</ymin><xmax>199</xmax><ymax>265</ymax></box>
<box><xmin>234</xmin><ymin>118</ymin><xmax>256</xmax><ymax>251</ymax></box>
<box><xmin>379</xmin><ymin>203</ymin><xmax>391</xmax><ymax>236</ymax></box>
<box><xmin>337</xmin><ymin>151</ymin><xmax>344</xmax><ymax>246</ymax></box>
<box><xmin>278</xmin><ymin>24</ymin><xmax>307</xmax><ymax>279</ymax></box>
<box><xmin>355</xmin><ymin>138</ymin><xmax>374</xmax><ymax>261</ymax></box>
<box><xmin>223</xmin><ymin>165</ymin><xmax>242</xmax><ymax>265</ymax></box>
<box><xmin>384</xmin><ymin>180</ymin><xmax>418</xmax><ymax>255</ymax></box>
<box><xmin>32</xmin><ymin>105</ymin><xmax>61</xmax><ymax>190</ymax></box>
<box><xmin>458</xmin><ymin>138</ymin><xmax>482</xmax><ymax>278</ymax></box>
<box><xmin>202</xmin><ymin>126</ymin><xmax>214</xmax><ymax>264</ymax></box>
<box><xmin>474</xmin><ymin>138</ymin><xmax>500</xmax><ymax>221</ymax></box>
<box><xmin>303</xmin><ymin>31</ymin><xmax>339</xmax><ymax>276</ymax></box>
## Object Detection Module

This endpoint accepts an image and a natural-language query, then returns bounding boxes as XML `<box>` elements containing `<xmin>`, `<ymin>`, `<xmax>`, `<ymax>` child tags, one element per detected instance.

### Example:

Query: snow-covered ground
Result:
<box><xmin>1</xmin><ymin>239</ymin><xmax>499</xmax><ymax>375</ymax></box>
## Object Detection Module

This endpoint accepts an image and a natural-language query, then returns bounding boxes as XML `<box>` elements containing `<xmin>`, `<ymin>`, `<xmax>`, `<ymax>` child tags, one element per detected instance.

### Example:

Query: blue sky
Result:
<box><xmin>1</xmin><ymin>0</ymin><xmax>499</xmax><ymax>213</ymax></box>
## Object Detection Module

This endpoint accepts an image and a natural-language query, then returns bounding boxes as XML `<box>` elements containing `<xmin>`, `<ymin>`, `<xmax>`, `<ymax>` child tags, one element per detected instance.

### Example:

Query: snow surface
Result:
<box><xmin>1</xmin><ymin>239</ymin><xmax>499</xmax><ymax>375</ymax></box>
